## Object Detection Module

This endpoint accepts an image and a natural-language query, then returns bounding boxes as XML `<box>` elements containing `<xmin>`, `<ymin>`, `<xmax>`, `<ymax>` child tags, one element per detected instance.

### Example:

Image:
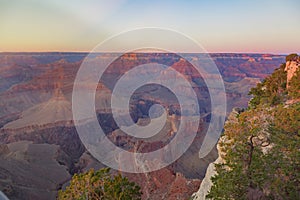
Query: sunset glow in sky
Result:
<box><xmin>0</xmin><ymin>0</ymin><xmax>299</xmax><ymax>53</ymax></box>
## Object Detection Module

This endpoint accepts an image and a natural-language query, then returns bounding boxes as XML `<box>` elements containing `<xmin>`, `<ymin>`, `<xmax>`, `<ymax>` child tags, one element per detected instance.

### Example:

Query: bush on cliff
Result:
<box><xmin>58</xmin><ymin>168</ymin><xmax>142</xmax><ymax>200</ymax></box>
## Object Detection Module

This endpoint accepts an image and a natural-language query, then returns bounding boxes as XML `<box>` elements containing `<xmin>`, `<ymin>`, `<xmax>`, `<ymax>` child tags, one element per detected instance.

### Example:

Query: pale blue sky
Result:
<box><xmin>0</xmin><ymin>0</ymin><xmax>299</xmax><ymax>53</ymax></box>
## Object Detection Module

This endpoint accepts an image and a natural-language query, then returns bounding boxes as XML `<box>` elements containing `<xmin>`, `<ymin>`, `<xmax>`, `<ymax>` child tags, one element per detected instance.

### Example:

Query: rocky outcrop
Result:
<box><xmin>285</xmin><ymin>55</ymin><xmax>300</xmax><ymax>88</ymax></box>
<box><xmin>191</xmin><ymin>145</ymin><xmax>223</xmax><ymax>200</ymax></box>
<box><xmin>191</xmin><ymin>108</ymin><xmax>241</xmax><ymax>200</ymax></box>
<box><xmin>192</xmin><ymin>54</ymin><xmax>299</xmax><ymax>199</ymax></box>
<box><xmin>124</xmin><ymin>168</ymin><xmax>201</xmax><ymax>200</ymax></box>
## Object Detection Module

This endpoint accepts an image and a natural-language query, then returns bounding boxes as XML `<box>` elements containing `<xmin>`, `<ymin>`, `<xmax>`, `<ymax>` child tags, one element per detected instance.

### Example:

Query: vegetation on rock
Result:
<box><xmin>288</xmin><ymin>67</ymin><xmax>300</xmax><ymax>99</ymax></box>
<box><xmin>285</xmin><ymin>53</ymin><xmax>298</xmax><ymax>62</ymax></box>
<box><xmin>248</xmin><ymin>63</ymin><xmax>287</xmax><ymax>108</ymax></box>
<box><xmin>207</xmin><ymin>54</ymin><xmax>300</xmax><ymax>199</ymax></box>
<box><xmin>58</xmin><ymin>168</ymin><xmax>142</xmax><ymax>200</ymax></box>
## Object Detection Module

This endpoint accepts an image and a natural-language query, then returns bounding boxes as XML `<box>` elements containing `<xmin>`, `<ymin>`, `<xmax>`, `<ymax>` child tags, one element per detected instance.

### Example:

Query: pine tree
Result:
<box><xmin>207</xmin><ymin>55</ymin><xmax>300</xmax><ymax>199</ymax></box>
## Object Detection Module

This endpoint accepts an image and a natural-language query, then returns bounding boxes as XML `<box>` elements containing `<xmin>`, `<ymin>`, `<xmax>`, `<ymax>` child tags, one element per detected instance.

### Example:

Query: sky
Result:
<box><xmin>0</xmin><ymin>0</ymin><xmax>299</xmax><ymax>53</ymax></box>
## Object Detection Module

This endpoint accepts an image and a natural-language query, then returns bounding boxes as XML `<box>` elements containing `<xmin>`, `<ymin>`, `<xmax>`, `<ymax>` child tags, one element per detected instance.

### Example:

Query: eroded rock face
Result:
<box><xmin>0</xmin><ymin>53</ymin><xmax>285</xmax><ymax>199</ymax></box>
<box><xmin>124</xmin><ymin>168</ymin><xmax>201</xmax><ymax>200</ymax></box>
<box><xmin>191</xmin><ymin>108</ymin><xmax>241</xmax><ymax>200</ymax></box>
<box><xmin>0</xmin><ymin>53</ymin><xmax>285</xmax><ymax>121</ymax></box>
<box><xmin>285</xmin><ymin>55</ymin><xmax>300</xmax><ymax>88</ymax></box>
<box><xmin>0</xmin><ymin>141</ymin><xmax>71</xmax><ymax>200</ymax></box>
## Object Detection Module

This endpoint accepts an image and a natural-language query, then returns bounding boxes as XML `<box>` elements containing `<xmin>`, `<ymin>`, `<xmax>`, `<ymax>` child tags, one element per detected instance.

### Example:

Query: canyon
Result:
<box><xmin>0</xmin><ymin>52</ymin><xmax>285</xmax><ymax>199</ymax></box>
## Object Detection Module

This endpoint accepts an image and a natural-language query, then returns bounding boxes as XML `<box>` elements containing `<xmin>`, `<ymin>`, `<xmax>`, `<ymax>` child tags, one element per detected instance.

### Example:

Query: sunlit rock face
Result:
<box><xmin>0</xmin><ymin>52</ymin><xmax>285</xmax><ymax>199</ymax></box>
<box><xmin>285</xmin><ymin>55</ymin><xmax>300</xmax><ymax>88</ymax></box>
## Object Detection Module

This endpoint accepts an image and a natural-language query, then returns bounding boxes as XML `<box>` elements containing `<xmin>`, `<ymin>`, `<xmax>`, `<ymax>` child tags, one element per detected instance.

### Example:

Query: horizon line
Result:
<box><xmin>0</xmin><ymin>51</ymin><xmax>294</xmax><ymax>56</ymax></box>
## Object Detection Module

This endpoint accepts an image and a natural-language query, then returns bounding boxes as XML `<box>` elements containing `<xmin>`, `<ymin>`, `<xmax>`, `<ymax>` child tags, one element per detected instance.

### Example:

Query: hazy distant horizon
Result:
<box><xmin>0</xmin><ymin>51</ymin><xmax>295</xmax><ymax>55</ymax></box>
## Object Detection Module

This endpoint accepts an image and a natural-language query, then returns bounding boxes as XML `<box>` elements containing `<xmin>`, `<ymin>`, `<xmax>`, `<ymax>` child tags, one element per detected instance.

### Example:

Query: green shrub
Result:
<box><xmin>286</xmin><ymin>53</ymin><xmax>298</xmax><ymax>62</ymax></box>
<box><xmin>58</xmin><ymin>168</ymin><xmax>142</xmax><ymax>200</ymax></box>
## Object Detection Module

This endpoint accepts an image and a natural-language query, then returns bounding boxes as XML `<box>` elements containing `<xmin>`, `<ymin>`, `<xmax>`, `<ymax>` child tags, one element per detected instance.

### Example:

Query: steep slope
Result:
<box><xmin>0</xmin><ymin>53</ymin><xmax>285</xmax><ymax>122</ymax></box>
<box><xmin>193</xmin><ymin>54</ymin><xmax>300</xmax><ymax>200</ymax></box>
<box><xmin>3</xmin><ymin>94</ymin><xmax>72</xmax><ymax>130</ymax></box>
<box><xmin>0</xmin><ymin>53</ymin><xmax>286</xmax><ymax>200</ymax></box>
<box><xmin>0</xmin><ymin>141</ymin><xmax>71</xmax><ymax>200</ymax></box>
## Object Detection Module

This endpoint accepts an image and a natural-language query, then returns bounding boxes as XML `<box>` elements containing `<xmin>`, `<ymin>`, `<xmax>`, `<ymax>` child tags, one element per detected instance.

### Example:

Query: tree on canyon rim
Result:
<box><xmin>207</xmin><ymin>54</ymin><xmax>300</xmax><ymax>200</ymax></box>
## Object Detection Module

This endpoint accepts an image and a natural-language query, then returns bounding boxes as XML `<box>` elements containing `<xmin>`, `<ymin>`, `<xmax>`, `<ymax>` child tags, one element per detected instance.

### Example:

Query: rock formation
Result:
<box><xmin>0</xmin><ymin>141</ymin><xmax>71</xmax><ymax>200</ymax></box>
<box><xmin>192</xmin><ymin>55</ymin><xmax>300</xmax><ymax>200</ymax></box>
<box><xmin>3</xmin><ymin>66</ymin><xmax>73</xmax><ymax>130</ymax></box>
<box><xmin>0</xmin><ymin>52</ymin><xmax>286</xmax><ymax>199</ymax></box>
<box><xmin>285</xmin><ymin>54</ymin><xmax>300</xmax><ymax>88</ymax></box>
<box><xmin>191</xmin><ymin>108</ymin><xmax>241</xmax><ymax>200</ymax></box>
